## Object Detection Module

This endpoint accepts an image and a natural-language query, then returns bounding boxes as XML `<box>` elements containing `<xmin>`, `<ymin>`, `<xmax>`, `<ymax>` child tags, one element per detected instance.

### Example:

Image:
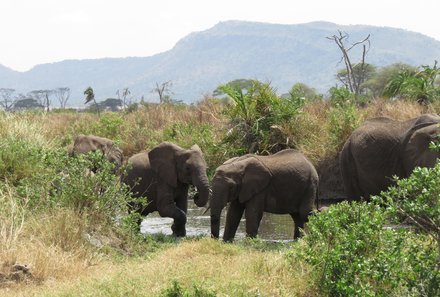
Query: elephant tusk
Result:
<box><xmin>202</xmin><ymin>206</ymin><xmax>210</xmax><ymax>215</ymax></box>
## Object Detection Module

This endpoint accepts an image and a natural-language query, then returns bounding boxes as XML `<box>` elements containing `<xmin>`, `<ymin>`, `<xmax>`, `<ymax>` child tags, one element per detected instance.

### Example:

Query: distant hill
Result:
<box><xmin>1</xmin><ymin>21</ymin><xmax>440</xmax><ymax>107</ymax></box>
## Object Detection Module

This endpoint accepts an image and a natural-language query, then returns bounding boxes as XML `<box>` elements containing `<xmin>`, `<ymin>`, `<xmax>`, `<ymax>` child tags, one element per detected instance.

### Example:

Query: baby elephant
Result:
<box><xmin>210</xmin><ymin>149</ymin><xmax>318</xmax><ymax>242</ymax></box>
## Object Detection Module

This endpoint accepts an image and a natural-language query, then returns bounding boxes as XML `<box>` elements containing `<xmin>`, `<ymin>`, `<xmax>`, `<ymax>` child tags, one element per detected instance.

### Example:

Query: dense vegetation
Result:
<box><xmin>0</xmin><ymin>73</ymin><xmax>439</xmax><ymax>296</ymax></box>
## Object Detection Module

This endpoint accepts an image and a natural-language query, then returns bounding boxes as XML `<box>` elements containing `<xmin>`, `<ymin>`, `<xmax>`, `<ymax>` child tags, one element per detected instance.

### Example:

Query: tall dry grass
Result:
<box><xmin>6</xmin><ymin>239</ymin><xmax>316</xmax><ymax>297</ymax></box>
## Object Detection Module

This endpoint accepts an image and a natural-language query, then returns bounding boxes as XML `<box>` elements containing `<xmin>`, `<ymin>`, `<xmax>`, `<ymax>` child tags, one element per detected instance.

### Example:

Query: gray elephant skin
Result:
<box><xmin>210</xmin><ymin>149</ymin><xmax>319</xmax><ymax>242</ymax></box>
<box><xmin>121</xmin><ymin>142</ymin><xmax>210</xmax><ymax>237</ymax></box>
<box><xmin>68</xmin><ymin>134</ymin><xmax>123</xmax><ymax>171</ymax></box>
<box><xmin>340</xmin><ymin>114</ymin><xmax>440</xmax><ymax>201</ymax></box>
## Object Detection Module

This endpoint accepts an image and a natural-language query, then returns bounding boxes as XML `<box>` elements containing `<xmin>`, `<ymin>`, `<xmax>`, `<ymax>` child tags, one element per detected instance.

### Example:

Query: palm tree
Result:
<box><xmin>84</xmin><ymin>87</ymin><xmax>100</xmax><ymax>115</ymax></box>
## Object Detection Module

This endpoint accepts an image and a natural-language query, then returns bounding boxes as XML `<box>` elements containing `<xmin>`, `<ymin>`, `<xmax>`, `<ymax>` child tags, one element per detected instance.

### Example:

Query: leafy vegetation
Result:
<box><xmin>1</xmin><ymin>67</ymin><xmax>440</xmax><ymax>295</ymax></box>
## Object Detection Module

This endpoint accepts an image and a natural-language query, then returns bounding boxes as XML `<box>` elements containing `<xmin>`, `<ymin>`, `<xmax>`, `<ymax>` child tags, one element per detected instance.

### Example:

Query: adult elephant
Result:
<box><xmin>121</xmin><ymin>142</ymin><xmax>210</xmax><ymax>237</ymax></box>
<box><xmin>340</xmin><ymin>114</ymin><xmax>440</xmax><ymax>201</ymax></box>
<box><xmin>210</xmin><ymin>149</ymin><xmax>319</xmax><ymax>242</ymax></box>
<box><xmin>68</xmin><ymin>134</ymin><xmax>123</xmax><ymax>172</ymax></box>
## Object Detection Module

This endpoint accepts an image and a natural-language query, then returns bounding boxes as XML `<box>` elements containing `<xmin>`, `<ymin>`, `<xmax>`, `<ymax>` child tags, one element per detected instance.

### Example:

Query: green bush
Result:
<box><xmin>290</xmin><ymin>202</ymin><xmax>439</xmax><ymax>296</ymax></box>
<box><xmin>219</xmin><ymin>80</ymin><xmax>304</xmax><ymax>154</ymax></box>
<box><xmin>327</xmin><ymin>103</ymin><xmax>360</xmax><ymax>150</ymax></box>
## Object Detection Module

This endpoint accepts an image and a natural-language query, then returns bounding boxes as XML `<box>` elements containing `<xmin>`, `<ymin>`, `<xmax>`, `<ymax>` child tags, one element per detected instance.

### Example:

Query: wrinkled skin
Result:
<box><xmin>210</xmin><ymin>149</ymin><xmax>319</xmax><ymax>242</ymax></box>
<box><xmin>340</xmin><ymin>114</ymin><xmax>440</xmax><ymax>201</ymax></box>
<box><xmin>121</xmin><ymin>142</ymin><xmax>210</xmax><ymax>237</ymax></box>
<box><xmin>68</xmin><ymin>134</ymin><xmax>123</xmax><ymax>172</ymax></box>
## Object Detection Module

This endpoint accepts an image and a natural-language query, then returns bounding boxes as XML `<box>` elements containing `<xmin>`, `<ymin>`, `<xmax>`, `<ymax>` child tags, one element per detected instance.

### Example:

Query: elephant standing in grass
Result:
<box><xmin>68</xmin><ymin>134</ymin><xmax>123</xmax><ymax>172</ymax></box>
<box><xmin>340</xmin><ymin>114</ymin><xmax>440</xmax><ymax>201</ymax></box>
<box><xmin>210</xmin><ymin>149</ymin><xmax>319</xmax><ymax>242</ymax></box>
<box><xmin>121</xmin><ymin>142</ymin><xmax>210</xmax><ymax>237</ymax></box>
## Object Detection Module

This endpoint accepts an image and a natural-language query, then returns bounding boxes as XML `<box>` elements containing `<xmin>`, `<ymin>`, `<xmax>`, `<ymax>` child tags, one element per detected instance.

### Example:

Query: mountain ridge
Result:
<box><xmin>1</xmin><ymin>20</ymin><xmax>439</xmax><ymax>107</ymax></box>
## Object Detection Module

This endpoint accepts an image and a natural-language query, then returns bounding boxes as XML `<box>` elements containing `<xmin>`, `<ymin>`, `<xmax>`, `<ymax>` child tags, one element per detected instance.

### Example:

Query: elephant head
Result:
<box><xmin>148</xmin><ymin>142</ymin><xmax>210</xmax><ymax>207</ymax></box>
<box><xmin>401</xmin><ymin>114</ymin><xmax>440</xmax><ymax>175</ymax></box>
<box><xmin>69</xmin><ymin>134</ymin><xmax>123</xmax><ymax>172</ymax></box>
<box><xmin>210</xmin><ymin>155</ymin><xmax>271</xmax><ymax>238</ymax></box>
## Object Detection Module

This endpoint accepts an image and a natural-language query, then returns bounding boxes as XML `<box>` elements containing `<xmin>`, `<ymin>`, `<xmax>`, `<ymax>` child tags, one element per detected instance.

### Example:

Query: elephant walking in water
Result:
<box><xmin>340</xmin><ymin>114</ymin><xmax>440</xmax><ymax>201</ymax></box>
<box><xmin>121</xmin><ymin>142</ymin><xmax>210</xmax><ymax>237</ymax></box>
<box><xmin>210</xmin><ymin>149</ymin><xmax>319</xmax><ymax>242</ymax></box>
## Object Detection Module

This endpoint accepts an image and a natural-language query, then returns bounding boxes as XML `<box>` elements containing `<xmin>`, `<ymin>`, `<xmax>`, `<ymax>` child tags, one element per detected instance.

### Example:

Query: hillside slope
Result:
<box><xmin>1</xmin><ymin>21</ymin><xmax>439</xmax><ymax>106</ymax></box>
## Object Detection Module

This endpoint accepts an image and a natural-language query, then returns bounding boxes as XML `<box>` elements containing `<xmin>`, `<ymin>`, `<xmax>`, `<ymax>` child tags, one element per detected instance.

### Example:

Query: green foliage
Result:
<box><xmin>219</xmin><ymin>80</ymin><xmax>304</xmax><ymax>154</ymax></box>
<box><xmin>91</xmin><ymin>112</ymin><xmax>124</xmax><ymax>141</ymax></box>
<box><xmin>327</xmin><ymin>102</ymin><xmax>360</xmax><ymax>150</ymax></box>
<box><xmin>0</xmin><ymin>137</ymin><xmax>47</xmax><ymax>185</ymax></box>
<box><xmin>362</xmin><ymin>63</ymin><xmax>416</xmax><ymax>96</ymax></box>
<box><xmin>376</xmin><ymin>158</ymin><xmax>440</xmax><ymax>273</ymax></box>
<box><xmin>337</xmin><ymin>63</ymin><xmax>377</xmax><ymax>94</ymax></box>
<box><xmin>328</xmin><ymin>85</ymin><xmax>369</xmax><ymax>107</ymax></box>
<box><xmin>383</xmin><ymin>61</ymin><xmax>440</xmax><ymax>103</ymax></box>
<box><xmin>161</xmin><ymin>280</ymin><xmax>217</xmax><ymax>297</ymax></box>
<box><xmin>290</xmin><ymin>202</ymin><xmax>439</xmax><ymax>296</ymax></box>
<box><xmin>287</xmin><ymin>82</ymin><xmax>323</xmax><ymax>102</ymax></box>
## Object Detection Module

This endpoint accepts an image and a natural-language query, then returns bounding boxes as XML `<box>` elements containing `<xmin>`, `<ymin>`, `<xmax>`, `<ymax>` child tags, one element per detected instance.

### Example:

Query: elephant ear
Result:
<box><xmin>403</xmin><ymin>123</ymin><xmax>440</xmax><ymax>173</ymax></box>
<box><xmin>239</xmin><ymin>157</ymin><xmax>272</xmax><ymax>204</ymax></box>
<box><xmin>148</xmin><ymin>142</ymin><xmax>178</xmax><ymax>187</ymax></box>
<box><xmin>190</xmin><ymin>144</ymin><xmax>202</xmax><ymax>154</ymax></box>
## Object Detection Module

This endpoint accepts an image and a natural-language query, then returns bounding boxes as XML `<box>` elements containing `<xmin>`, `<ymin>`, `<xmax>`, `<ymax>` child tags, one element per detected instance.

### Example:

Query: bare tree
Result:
<box><xmin>28</xmin><ymin>89</ymin><xmax>53</xmax><ymax>111</ymax></box>
<box><xmin>116</xmin><ymin>87</ymin><xmax>131</xmax><ymax>109</ymax></box>
<box><xmin>152</xmin><ymin>81</ymin><xmax>173</xmax><ymax>103</ymax></box>
<box><xmin>54</xmin><ymin>87</ymin><xmax>71</xmax><ymax>109</ymax></box>
<box><xmin>0</xmin><ymin>88</ymin><xmax>16</xmax><ymax>111</ymax></box>
<box><xmin>327</xmin><ymin>31</ymin><xmax>371</xmax><ymax>95</ymax></box>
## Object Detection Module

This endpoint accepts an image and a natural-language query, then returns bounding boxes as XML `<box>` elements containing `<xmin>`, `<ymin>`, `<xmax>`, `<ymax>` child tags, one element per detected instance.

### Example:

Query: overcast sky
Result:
<box><xmin>1</xmin><ymin>0</ymin><xmax>439</xmax><ymax>72</ymax></box>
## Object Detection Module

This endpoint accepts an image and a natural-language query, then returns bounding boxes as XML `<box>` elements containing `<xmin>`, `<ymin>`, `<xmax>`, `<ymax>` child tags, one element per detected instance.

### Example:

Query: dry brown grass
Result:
<box><xmin>0</xmin><ymin>204</ymin><xmax>101</xmax><ymax>290</ymax></box>
<box><xmin>4</xmin><ymin>239</ymin><xmax>316</xmax><ymax>297</ymax></box>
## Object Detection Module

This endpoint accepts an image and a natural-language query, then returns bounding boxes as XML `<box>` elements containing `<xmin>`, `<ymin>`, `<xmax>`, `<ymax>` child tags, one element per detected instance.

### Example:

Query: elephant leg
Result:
<box><xmin>244</xmin><ymin>207</ymin><xmax>263</xmax><ymax>238</ymax></box>
<box><xmin>171</xmin><ymin>194</ymin><xmax>188</xmax><ymax>236</ymax></box>
<box><xmin>223</xmin><ymin>200</ymin><xmax>245</xmax><ymax>242</ymax></box>
<box><xmin>290</xmin><ymin>213</ymin><xmax>306</xmax><ymax>239</ymax></box>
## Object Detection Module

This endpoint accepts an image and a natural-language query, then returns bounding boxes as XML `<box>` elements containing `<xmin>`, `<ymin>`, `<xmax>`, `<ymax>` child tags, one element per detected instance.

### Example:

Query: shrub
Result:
<box><xmin>219</xmin><ymin>80</ymin><xmax>304</xmax><ymax>154</ymax></box>
<box><xmin>290</xmin><ymin>202</ymin><xmax>439</xmax><ymax>296</ymax></box>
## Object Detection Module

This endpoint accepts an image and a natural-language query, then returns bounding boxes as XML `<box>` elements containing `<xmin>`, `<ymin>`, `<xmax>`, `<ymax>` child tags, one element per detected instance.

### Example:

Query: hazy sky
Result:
<box><xmin>1</xmin><ymin>0</ymin><xmax>439</xmax><ymax>71</ymax></box>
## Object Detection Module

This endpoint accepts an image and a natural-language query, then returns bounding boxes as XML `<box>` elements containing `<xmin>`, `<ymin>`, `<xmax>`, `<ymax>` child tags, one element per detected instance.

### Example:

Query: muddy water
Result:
<box><xmin>141</xmin><ymin>200</ymin><xmax>295</xmax><ymax>241</ymax></box>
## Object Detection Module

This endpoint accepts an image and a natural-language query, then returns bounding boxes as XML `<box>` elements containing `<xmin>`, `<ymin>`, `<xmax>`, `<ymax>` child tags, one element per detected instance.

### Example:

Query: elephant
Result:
<box><xmin>210</xmin><ymin>149</ymin><xmax>319</xmax><ymax>242</ymax></box>
<box><xmin>340</xmin><ymin>114</ymin><xmax>440</xmax><ymax>201</ymax></box>
<box><xmin>68</xmin><ymin>134</ymin><xmax>123</xmax><ymax>172</ymax></box>
<box><xmin>121</xmin><ymin>142</ymin><xmax>210</xmax><ymax>237</ymax></box>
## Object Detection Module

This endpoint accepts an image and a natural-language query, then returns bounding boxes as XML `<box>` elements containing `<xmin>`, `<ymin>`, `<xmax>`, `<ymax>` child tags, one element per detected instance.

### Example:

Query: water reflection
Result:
<box><xmin>141</xmin><ymin>200</ymin><xmax>295</xmax><ymax>241</ymax></box>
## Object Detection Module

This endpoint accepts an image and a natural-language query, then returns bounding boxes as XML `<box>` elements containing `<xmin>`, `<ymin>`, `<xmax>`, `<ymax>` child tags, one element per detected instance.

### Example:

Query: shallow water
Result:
<box><xmin>141</xmin><ymin>200</ymin><xmax>295</xmax><ymax>241</ymax></box>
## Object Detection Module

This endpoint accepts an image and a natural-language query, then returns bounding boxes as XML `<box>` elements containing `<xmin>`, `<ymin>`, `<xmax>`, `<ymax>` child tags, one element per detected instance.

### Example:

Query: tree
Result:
<box><xmin>54</xmin><ymin>87</ymin><xmax>71</xmax><ymax>109</ymax></box>
<box><xmin>0</xmin><ymin>88</ymin><xmax>16</xmax><ymax>111</ymax></box>
<box><xmin>327</xmin><ymin>31</ymin><xmax>371</xmax><ymax>95</ymax></box>
<box><xmin>84</xmin><ymin>86</ymin><xmax>100</xmax><ymax>115</ymax></box>
<box><xmin>116</xmin><ymin>88</ymin><xmax>131</xmax><ymax>109</ymax></box>
<box><xmin>28</xmin><ymin>89</ymin><xmax>53</xmax><ymax>111</ymax></box>
<box><xmin>337</xmin><ymin>63</ymin><xmax>376</xmax><ymax>94</ymax></box>
<box><xmin>383</xmin><ymin>61</ymin><xmax>440</xmax><ymax>104</ymax></box>
<box><xmin>286</xmin><ymin>82</ymin><xmax>322</xmax><ymax>101</ymax></box>
<box><xmin>213</xmin><ymin>79</ymin><xmax>256</xmax><ymax>97</ymax></box>
<box><xmin>13</xmin><ymin>98</ymin><xmax>43</xmax><ymax>110</ymax></box>
<box><xmin>361</xmin><ymin>63</ymin><xmax>416</xmax><ymax>97</ymax></box>
<box><xmin>152</xmin><ymin>81</ymin><xmax>173</xmax><ymax>103</ymax></box>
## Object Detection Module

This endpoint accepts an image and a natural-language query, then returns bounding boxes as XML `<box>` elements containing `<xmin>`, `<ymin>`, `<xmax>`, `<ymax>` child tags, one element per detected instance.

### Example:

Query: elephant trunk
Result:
<box><xmin>192</xmin><ymin>172</ymin><xmax>210</xmax><ymax>207</ymax></box>
<box><xmin>210</xmin><ymin>183</ymin><xmax>226</xmax><ymax>239</ymax></box>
